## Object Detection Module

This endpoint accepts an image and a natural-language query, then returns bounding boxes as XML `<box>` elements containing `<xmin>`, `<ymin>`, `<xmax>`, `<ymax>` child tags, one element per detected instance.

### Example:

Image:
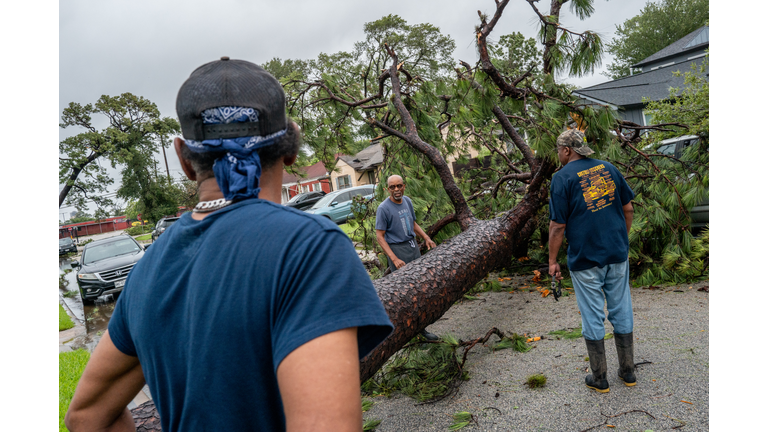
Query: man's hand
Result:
<box><xmin>549</xmin><ymin>263</ymin><xmax>563</xmax><ymax>281</ymax></box>
<box><xmin>425</xmin><ymin>238</ymin><xmax>436</xmax><ymax>250</ymax></box>
<box><xmin>393</xmin><ymin>257</ymin><xmax>406</xmax><ymax>269</ymax></box>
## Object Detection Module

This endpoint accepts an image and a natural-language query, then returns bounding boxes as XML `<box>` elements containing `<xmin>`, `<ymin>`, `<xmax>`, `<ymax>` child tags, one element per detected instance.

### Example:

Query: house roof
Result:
<box><xmin>337</xmin><ymin>143</ymin><xmax>383</xmax><ymax>171</ymax></box>
<box><xmin>633</xmin><ymin>26</ymin><xmax>708</xmax><ymax>68</ymax></box>
<box><xmin>574</xmin><ymin>57</ymin><xmax>707</xmax><ymax>108</ymax></box>
<box><xmin>282</xmin><ymin>160</ymin><xmax>330</xmax><ymax>185</ymax></box>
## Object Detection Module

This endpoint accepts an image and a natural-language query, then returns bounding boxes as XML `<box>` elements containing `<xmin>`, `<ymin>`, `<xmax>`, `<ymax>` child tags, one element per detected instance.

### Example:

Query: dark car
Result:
<box><xmin>657</xmin><ymin>135</ymin><xmax>708</xmax><ymax>230</ymax></box>
<box><xmin>284</xmin><ymin>191</ymin><xmax>327</xmax><ymax>211</ymax></box>
<box><xmin>71</xmin><ymin>235</ymin><xmax>146</xmax><ymax>304</ymax></box>
<box><xmin>59</xmin><ymin>237</ymin><xmax>78</xmax><ymax>255</ymax></box>
<box><xmin>151</xmin><ymin>216</ymin><xmax>180</xmax><ymax>241</ymax></box>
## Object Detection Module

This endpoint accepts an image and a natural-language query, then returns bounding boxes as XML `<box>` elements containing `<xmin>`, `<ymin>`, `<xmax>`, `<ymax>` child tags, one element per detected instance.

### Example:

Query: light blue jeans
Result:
<box><xmin>570</xmin><ymin>260</ymin><xmax>633</xmax><ymax>341</ymax></box>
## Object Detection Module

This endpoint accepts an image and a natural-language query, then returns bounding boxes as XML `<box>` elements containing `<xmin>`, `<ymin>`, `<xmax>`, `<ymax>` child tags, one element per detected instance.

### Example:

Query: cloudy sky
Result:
<box><xmin>58</xmin><ymin>0</ymin><xmax>654</xmax><ymax>218</ymax></box>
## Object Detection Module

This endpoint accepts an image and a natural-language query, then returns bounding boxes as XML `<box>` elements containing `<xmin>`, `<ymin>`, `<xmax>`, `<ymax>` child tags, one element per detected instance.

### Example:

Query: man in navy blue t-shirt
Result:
<box><xmin>548</xmin><ymin>129</ymin><xmax>636</xmax><ymax>394</ymax></box>
<box><xmin>66</xmin><ymin>58</ymin><xmax>393</xmax><ymax>432</ymax></box>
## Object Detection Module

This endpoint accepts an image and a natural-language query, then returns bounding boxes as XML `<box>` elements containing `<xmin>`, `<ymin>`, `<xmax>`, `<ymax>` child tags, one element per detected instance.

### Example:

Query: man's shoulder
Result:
<box><xmin>224</xmin><ymin>199</ymin><xmax>343</xmax><ymax>236</ymax></box>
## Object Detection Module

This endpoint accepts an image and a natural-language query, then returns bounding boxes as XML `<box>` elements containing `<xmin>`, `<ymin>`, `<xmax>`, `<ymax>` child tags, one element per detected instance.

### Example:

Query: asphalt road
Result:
<box><xmin>363</xmin><ymin>278</ymin><xmax>709</xmax><ymax>432</ymax></box>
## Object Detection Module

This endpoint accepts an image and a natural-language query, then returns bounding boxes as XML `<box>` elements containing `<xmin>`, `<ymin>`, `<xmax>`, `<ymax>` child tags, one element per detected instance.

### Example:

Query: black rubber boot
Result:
<box><xmin>614</xmin><ymin>332</ymin><xmax>637</xmax><ymax>386</ymax></box>
<box><xmin>420</xmin><ymin>329</ymin><xmax>439</xmax><ymax>341</ymax></box>
<box><xmin>584</xmin><ymin>338</ymin><xmax>610</xmax><ymax>393</ymax></box>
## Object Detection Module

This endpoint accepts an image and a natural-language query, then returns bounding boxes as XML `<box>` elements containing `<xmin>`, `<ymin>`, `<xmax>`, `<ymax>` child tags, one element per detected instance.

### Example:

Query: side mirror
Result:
<box><xmin>71</xmin><ymin>260</ymin><xmax>79</xmax><ymax>267</ymax></box>
<box><xmin>330</xmin><ymin>202</ymin><xmax>338</xmax><ymax>206</ymax></box>
<box><xmin>143</xmin><ymin>244</ymin><xmax>151</xmax><ymax>250</ymax></box>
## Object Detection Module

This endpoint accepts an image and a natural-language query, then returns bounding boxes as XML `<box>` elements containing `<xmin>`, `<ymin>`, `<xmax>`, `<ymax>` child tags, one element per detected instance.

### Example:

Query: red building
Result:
<box><xmin>281</xmin><ymin>161</ymin><xmax>332</xmax><ymax>204</ymax></box>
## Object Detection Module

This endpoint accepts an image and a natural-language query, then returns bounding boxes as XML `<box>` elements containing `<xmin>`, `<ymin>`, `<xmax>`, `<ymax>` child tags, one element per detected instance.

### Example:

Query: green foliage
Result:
<box><xmin>59</xmin><ymin>304</ymin><xmax>75</xmax><ymax>331</ymax></box>
<box><xmin>449</xmin><ymin>412</ymin><xmax>474</xmax><ymax>430</ymax></box>
<box><xmin>491</xmin><ymin>333</ymin><xmax>531</xmax><ymax>353</ymax></box>
<box><xmin>604</xmin><ymin>0</ymin><xmax>709</xmax><ymax>79</ymax></box>
<box><xmin>60</xmin><ymin>349</ymin><xmax>91</xmax><ymax>431</ymax></box>
<box><xmin>361</xmin><ymin>398</ymin><xmax>374</xmax><ymax>412</ymax></box>
<box><xmin>362</xmin><ymin>335</ymin><xmax>466</xmax><ymax>402</ymax></box>
<box><xmin>59</xmin><ymin>93</ymin><xmax>180</xmax><ymax>214</ymax></box>
<box><xmin>616</xmin><ymin>57</ymin><xmax>709</xmax><ymax>285</ymax></box>
<box><xmin>363</xmin><ymin>418</ymin><xmax>382</xmax><ymax>431</ymax></box>
<box><xmin>125</xmin><ymin>225</ymin><xmax>153</xmax><ymax>236</ymax></box>
<box><xmin>525</xmin><ymin>374</ymin><xmax>547</xmax><ymax>389</ymax></box>
<box><xmin>548</xmin><ymin>327</ymin><xmax>583</xmax><ymax>340</ymax></box>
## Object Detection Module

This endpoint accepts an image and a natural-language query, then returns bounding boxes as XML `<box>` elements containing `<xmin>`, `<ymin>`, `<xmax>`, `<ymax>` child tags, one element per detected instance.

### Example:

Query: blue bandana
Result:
<box><xmin>185</xmin><ymin>106</ymin><xmax>287</xmax><ymax>202</ymax></box>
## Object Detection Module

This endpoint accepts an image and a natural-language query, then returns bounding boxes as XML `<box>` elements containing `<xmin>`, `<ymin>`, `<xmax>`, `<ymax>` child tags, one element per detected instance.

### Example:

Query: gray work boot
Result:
<box><xmin>584</xmin><ymin>338</ymin><xmax>610</xmax><ymax>393</ymax></box>
<box><xmin>614</xmin><ymin>332</ymin><xmax>637</xmax><ymax>386</ymax></box>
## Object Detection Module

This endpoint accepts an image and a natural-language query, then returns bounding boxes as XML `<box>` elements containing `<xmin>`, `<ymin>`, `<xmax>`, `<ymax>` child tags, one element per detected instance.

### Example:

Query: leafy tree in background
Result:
<box><xmin>58</xmin><ymin>93</ymin><xmax>180</xmax><ymax>213</ymax></box>
<box><xmin>604</xmin><ymin>0</ymin><xmax>708</xmax><ymax>79</ymax></box>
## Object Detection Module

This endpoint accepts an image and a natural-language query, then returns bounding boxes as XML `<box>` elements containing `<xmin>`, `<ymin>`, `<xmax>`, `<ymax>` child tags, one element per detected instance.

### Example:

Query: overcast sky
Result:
<box><xmin>58</xmin><ymin>0</ymin><xmax>654</xmax><ymax>218</ymax></box>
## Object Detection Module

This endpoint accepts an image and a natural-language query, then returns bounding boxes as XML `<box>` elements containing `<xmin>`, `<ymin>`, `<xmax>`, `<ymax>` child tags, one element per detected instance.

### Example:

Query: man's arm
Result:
<box><xmin>376</xmin><ymin>229</ymin><xmax>405</xmax><ymax>269</ymax></box>
<box><xmin>623</xmin><ymin>201</ymin><xmax>634</xmax><ymax>234</ymax></box>
<box><xmin>65</xmin><ymin>331</ymin><xmax>145</xmax><ymax>432</ymax></box>
<box><xmin>548</xmin><ymin>220</ymin><xmax>566</xmax><ymax>280</ymax></box>
<box><xmin>278</xmin><ymin>327</ymin><xmax>361</xmax><ymax>432</ymax></box>
<box><xmin>413</xmin><ymin>222</ymin><xmax>436</xmax><ymax>250</ymax></box>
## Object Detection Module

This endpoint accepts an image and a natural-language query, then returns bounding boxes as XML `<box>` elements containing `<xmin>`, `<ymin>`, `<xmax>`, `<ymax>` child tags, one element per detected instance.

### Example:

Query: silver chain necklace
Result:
<box><xmin>193</xmin><ymin>198</ymin><xmax>232</xmax><ymax>213</ymax></box>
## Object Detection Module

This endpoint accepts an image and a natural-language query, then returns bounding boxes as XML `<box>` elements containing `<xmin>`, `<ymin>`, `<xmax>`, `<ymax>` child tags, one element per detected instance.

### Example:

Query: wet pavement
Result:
<box><xmin>59</xmin><ymin>241</ymin><xmax>153</xmax><ymax>407</ymax></box>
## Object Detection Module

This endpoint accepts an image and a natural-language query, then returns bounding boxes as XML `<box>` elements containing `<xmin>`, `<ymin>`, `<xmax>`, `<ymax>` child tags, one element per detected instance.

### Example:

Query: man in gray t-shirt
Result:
<box><xmin>375</xmin><ymin>174</ymin><xmax>438</xmax><ymax>340</ymax></box>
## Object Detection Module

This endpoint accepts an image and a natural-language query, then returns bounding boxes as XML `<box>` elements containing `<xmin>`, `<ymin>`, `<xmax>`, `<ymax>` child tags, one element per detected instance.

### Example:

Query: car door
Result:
<box><xmin>329</xmin><ymin>191</ymin><xmax>352</xmax><ymax>222</ymax></box>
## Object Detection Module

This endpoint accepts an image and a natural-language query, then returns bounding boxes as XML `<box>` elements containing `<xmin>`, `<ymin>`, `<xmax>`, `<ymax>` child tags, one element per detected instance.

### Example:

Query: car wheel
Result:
<box><xmin>80</xmin><ymin>293</ymin><xmax>94</xmax><ymax>306</ymax></box>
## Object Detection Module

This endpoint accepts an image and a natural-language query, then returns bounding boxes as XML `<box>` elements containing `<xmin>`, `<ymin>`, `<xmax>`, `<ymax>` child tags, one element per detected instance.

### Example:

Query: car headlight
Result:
<box><xmin>78</xmin><ymin>273</ymin><xmax>98</xmax><ymax>280</ymax></box>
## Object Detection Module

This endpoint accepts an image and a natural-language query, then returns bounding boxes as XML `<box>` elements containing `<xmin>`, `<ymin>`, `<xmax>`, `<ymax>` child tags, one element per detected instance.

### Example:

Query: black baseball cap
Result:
<box><xmin>176</xmin><ymin>56</ymin><xmax>287</xmax><ymax>141</ymax></box>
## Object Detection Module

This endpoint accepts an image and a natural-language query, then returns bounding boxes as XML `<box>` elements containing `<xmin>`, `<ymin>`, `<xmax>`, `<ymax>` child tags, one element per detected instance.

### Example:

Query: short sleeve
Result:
<box><xmin>549</xmin><ymin>174</ymin><xmax>569</xmax><ymax>224</ymax></box>
<box><xmin>107</xmin><ymin>274</ymin><xmax>138</xmax><ymax>357</ymax></box>
<box><xmin>375</xmin><ymin>202</ymin><xmax>388</xmax><ymax>231</ymax></box>
<box><xmin>271</xmin><ymin>229</ymin><xmax>393</xmax><ymax>372</ymax></box>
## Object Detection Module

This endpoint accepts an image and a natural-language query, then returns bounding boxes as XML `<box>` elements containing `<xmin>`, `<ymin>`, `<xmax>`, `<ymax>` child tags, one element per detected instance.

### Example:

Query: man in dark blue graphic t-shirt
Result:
<box><xmin>66</xmin><ymin>58</ymin><xmax>393</xmax><ymax>432</ymax></box>
<box><xmin>548</xmin><ymin>129</ymin><xmax>636</xmax><ymax>394</ymax></box>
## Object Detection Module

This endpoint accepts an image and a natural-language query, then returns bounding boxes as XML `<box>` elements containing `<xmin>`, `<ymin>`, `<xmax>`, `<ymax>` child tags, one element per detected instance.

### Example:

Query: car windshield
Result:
<box><xmin>311</xmin><ymin>193</ymin><xmax>338</xmax><ymax>209</ymax></box>
<box><xmin>160</xmin><ymin>219</ymin><xmax>178</xmax><ymax>228</ymax></box>
<box><xmin>82</xmin><ymin>238</ymin><xmax>141</xmax><ymax>265</ymax></box>
<box><xmin>287</xmin><ymin>194</ymin><xmax>305</xmax><ymax>203</ymax></box>
<box><xmin>59</xmin><ymin>238</ymin><xmax>73</xmax><ymax>246</ymax></box>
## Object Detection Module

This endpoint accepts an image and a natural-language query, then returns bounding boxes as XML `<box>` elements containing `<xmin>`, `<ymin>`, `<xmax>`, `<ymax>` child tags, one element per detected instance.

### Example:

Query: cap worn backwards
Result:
<box><xmin>176</xmin><ymin>57</ymin><xmax>288</xmax><ymax>202</ymax></box>
<box><xmin>556</xmin><ymin>129</ymin><xmax>594</xmax><ymax>156</ymax></box>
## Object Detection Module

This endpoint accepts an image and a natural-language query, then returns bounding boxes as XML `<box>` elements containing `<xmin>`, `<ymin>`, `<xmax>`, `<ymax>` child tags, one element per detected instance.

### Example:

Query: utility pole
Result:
<box><xmin>160</xmin><ymin>133</ymin><xmax>171</xmax><ymax>185</ymax></box>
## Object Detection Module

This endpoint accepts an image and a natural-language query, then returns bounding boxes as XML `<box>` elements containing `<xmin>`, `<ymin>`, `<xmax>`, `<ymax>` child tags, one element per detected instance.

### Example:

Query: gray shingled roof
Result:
<box><xmin>574</xmin><ymin>58</ymin><xmax>707</xmax><ymax>107</ymax></box>
<box><xmin>338</xmin><ymin>143</ymin><xmax>383</xmax><ymax>170</ymax></box>
<box><xmin>633</xmin><ymin>26</ymin><xmax>708</xmax><ymax>68</ymax></box>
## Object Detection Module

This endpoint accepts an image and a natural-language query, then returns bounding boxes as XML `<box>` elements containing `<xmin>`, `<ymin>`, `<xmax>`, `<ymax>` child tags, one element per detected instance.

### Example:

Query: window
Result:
<box><xmin>312</xmin><ymin>183</ymin><xmax>321</xmax><ymax>192</ymax></box>
<box><xmin>337</xmin><ymin>175</ymin><xmax>351</xmax><ymax>190</ymax></box>
<box><xmin>301</xmin><ymin>184</ymin><xmax>310</xmax><ymax>193</ymax></box>
<box><xmin>334</xmin><ymin>192</ymin><xmax>352</xmax><ymax>204</ymax></box>
<box><xmin>367</xmin><ymin>170</ymin><xmax>376</xmax><ymax>185</ymax></box>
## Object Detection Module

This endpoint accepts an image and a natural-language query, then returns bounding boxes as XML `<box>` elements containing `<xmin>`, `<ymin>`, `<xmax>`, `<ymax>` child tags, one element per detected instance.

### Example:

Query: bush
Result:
<box><xmin>60</xmin><ymin>349</ymin><xmax>90</xmax><ymax>431</ymax></box>
<box><xmin>59</xmin><ymin>304</ymin><xmax>75</xmax><ymax>331</ymax></box>
<box><xmin>125</xmin><ymin>225</ymin><xmax>153</xmax><ymax>236</ymax></box>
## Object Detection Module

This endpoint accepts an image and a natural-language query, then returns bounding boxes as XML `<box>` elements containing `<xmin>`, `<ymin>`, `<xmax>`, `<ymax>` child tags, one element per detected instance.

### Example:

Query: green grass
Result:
<box><xmin>525</xmin><ymin>374</ymin><xmax>547</xmax><ymax>389</ymax></box>
<box><xmin>338</xmin><ymin>223</ymin><xmax>355</xmax><ymax>236</ymax></box>
<box><xmin>60</xmin><ymin>349</ymin><xmax>90</xmax><ymax>431</ymax></box>
<box><xmin>59</xmin><ymin>304</ymin><xmax>75</xmax><ymax>331</ymax></box>
<box><xmin>135</xmin><ymin>233</ymin><xmax>151</xmax><ymax>241</ymax></box>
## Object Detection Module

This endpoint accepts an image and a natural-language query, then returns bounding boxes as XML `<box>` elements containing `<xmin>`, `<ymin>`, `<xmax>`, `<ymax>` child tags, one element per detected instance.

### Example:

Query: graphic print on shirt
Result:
<box><xmin>577</xmin><ymin>164</ymin><xmax>616</xmax><ymax>213</ymax></box>
<box><xmin>398</xmin><ymin>207</ymin><xmax>413</xmax><ymax>238</ymax></box>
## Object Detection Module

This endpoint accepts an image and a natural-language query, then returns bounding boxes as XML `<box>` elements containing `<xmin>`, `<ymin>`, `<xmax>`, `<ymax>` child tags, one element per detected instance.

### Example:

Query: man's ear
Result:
<box><xmin>283</xmin><ymin>153</ymin><xmax>298</xmax><ymax>167</ymax></box>
<box><xmin>174</xmin><ymin>137</ymin><xmax>197</xmax><ymax>181</ymax></box>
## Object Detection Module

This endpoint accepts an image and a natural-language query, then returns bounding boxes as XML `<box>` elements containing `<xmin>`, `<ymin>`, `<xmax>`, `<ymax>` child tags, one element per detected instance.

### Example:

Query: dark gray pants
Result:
<box><xmin>387</xmin><ymin>239</ymin><xmax>421</xmax><ymax>273</ymax></box>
